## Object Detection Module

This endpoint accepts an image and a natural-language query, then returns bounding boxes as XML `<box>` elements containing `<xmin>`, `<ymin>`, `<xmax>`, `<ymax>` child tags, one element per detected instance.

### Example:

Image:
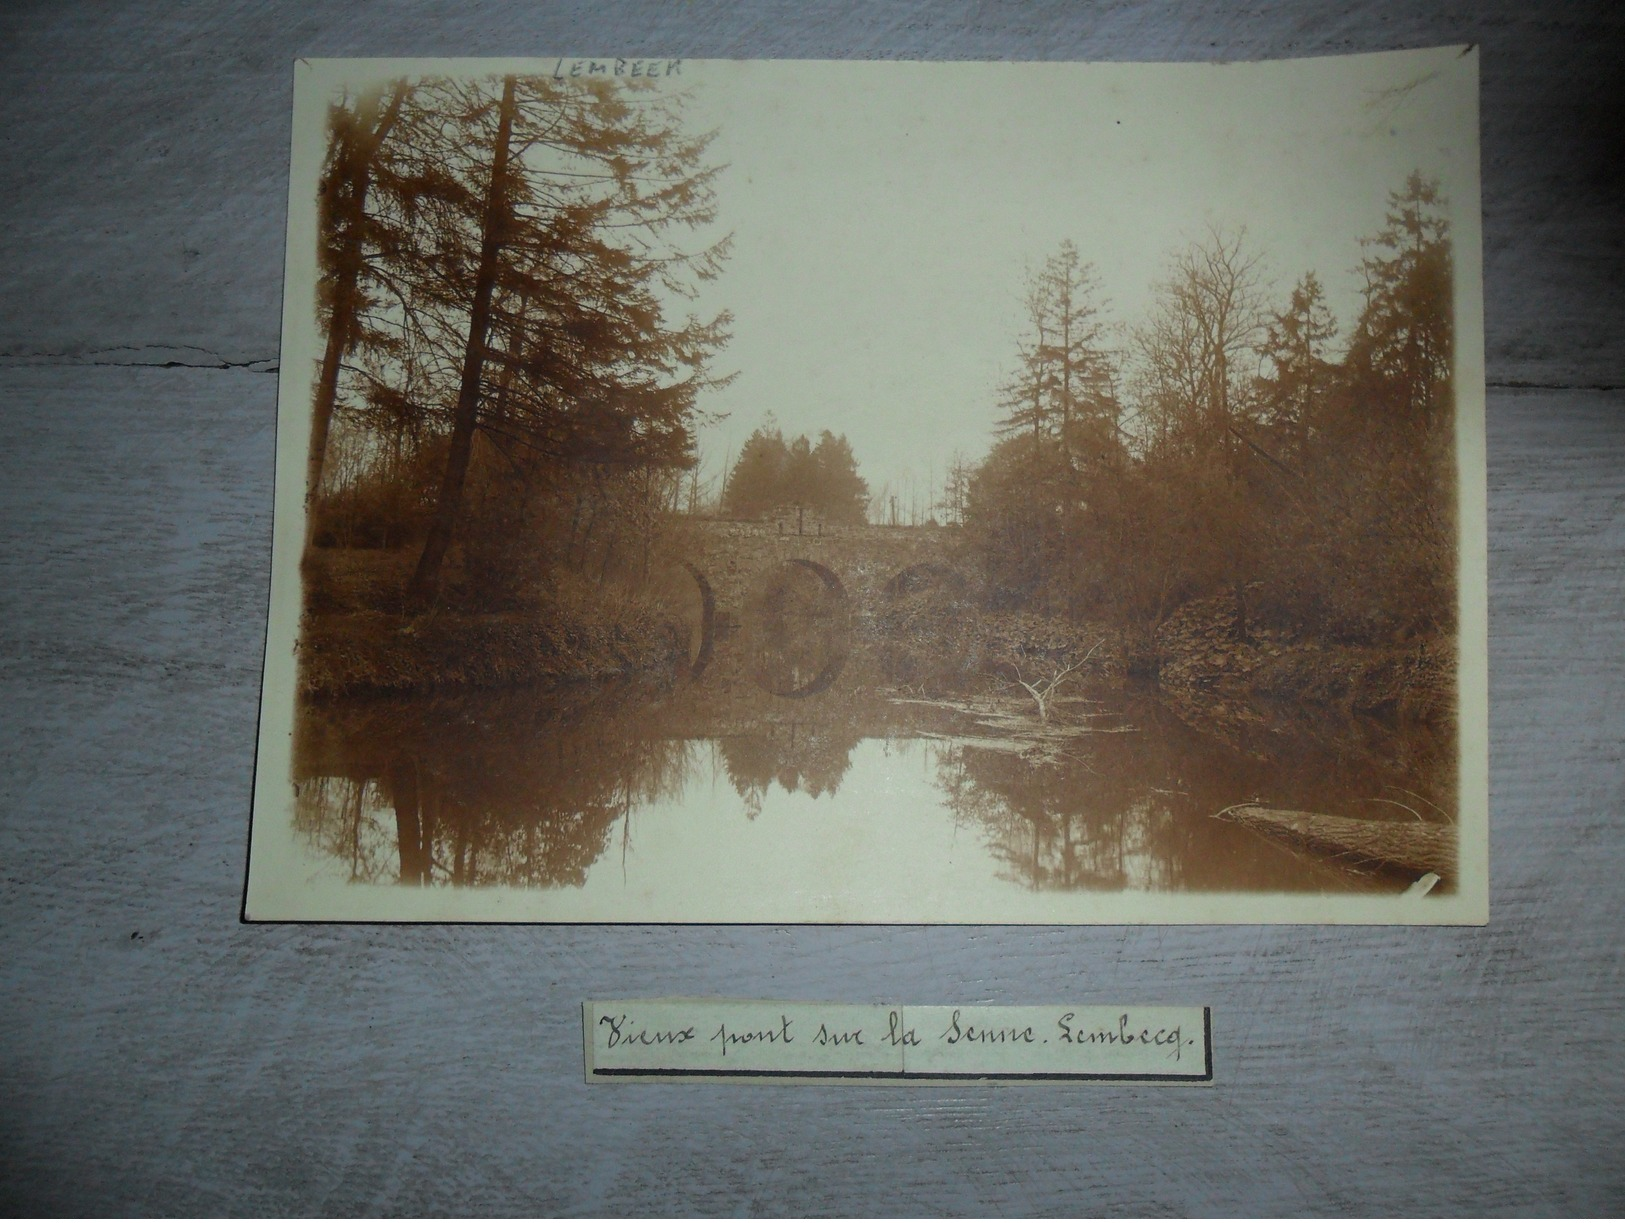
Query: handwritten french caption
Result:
<box><xmin>584</xmin><ymin>1001</ymin><xmax>1211</xmax><ymax>1083</ymax></box>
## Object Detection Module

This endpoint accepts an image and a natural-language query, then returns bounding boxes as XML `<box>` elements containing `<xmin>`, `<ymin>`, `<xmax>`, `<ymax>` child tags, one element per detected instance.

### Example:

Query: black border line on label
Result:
<box><xmin>588</xmin><ymin>1007</ymin><xmax>1214</xmax><ymax>1083</ymax></box>
<box><xmin>590</xmin><ymin>1068</ymin><xmax>1211</xmax><ymax>1081</ymax></box>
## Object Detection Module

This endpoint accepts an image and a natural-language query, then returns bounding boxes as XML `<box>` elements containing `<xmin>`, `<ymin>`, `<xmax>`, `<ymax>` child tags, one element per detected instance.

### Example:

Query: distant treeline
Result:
<box><xmin>306</xmin><ymin>73</ymin><xmax>730</xmax><ymax>608</ymax></box>
<box><xmin>720</xmin><ymin>425</ymin><xmax>869</xmax><ymax>524</ymax></box>
<box><xmin>957</xmin><ymin>173</ymin><xmax>1456</xmax><ymax>657</ymax></box>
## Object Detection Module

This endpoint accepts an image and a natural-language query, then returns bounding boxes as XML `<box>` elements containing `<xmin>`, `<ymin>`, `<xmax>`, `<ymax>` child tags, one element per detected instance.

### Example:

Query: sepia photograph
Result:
<box><xmin>246</xmin><ymin>49</ymin><xmax>1488</xmax><ymax>922</ymax></box>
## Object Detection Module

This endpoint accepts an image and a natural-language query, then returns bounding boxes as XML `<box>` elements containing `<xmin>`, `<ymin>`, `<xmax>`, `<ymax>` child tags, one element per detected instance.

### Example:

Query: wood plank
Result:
<box><xmin>0</xmin><ymin>2</ymin><xmax>1621</xmax><ymax>1214</ymax></box>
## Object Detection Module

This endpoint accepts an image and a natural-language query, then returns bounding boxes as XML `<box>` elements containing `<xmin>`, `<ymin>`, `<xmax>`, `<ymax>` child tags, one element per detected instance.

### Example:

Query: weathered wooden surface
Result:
<box><xmin>2</xmin><ymin>2</ymin><xmax>1621</xmax><ymax>1214</ymax></box>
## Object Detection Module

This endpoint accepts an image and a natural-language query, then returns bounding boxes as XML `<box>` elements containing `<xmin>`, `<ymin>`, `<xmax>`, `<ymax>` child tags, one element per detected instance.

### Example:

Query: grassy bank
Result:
<box><xmin>297</xmin><ymin>547</ymin><xmax>687</xmax><ymax>700</ymax></box>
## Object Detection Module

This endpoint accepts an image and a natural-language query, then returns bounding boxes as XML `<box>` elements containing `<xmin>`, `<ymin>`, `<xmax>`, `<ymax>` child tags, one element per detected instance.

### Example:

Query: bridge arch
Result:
<box><xmin>751</xmin><ymin>557</ymin><xmax>851</xmax><ymax>699</ymax></box>
<box><xmin>784</xmin><ymin>556</ymin><xmax>848</xmax><ymax>600</ymax></box>
<box><xmin>680</xmin><ymin>561</ymin><xmax>716</xmax><ymax>679</ymax></box>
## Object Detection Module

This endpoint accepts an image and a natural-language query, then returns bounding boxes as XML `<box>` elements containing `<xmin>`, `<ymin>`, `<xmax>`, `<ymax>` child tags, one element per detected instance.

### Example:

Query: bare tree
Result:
<box><xmin>1006</xmin><ymin>637</ymin><xmax>1105</xmax><ymax>722</ymax></box>
<box><xmin>1133</xmin><ymin>224</ymin><xmax>1267</xmax><ymax>461</ymax></box>
<box><xmin>1131</xmin><ymin>226</ymin><xmax>1268</xmax><ymax>638</ymax></box>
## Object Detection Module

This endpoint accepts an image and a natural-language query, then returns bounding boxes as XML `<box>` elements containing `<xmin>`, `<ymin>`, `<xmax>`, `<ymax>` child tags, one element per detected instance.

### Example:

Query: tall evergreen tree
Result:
<box><xmin>307</xmin><ymin>81</ymin><xmax>411</xmax><ymax>522</ymax></box>
<box><xmin>1349</xmin><ymin>172</ymin><xmax>1453</xmax><ymax>421</ymax></box>
<box><xmin>1335</xmin><ymin>172</ymin><xmax>1457</xmax><ymax>636</ymax></box>
<box><xmin>721</xmin><ymin>425</ymin><xmax>787</xmax><ymax>519</ymax></box>
<box><xmin>810</xmin><ymin>431</ymin><xmax>869</xmax><ymax>525</ymax></box>
<box><xmin>1256</xmin><ymin>272</ymin><xmax>1339</xmax><ymax>459</ymax></box>
<box><xmin>719</xmin><ymin>425</ymin><xmax>868</xmax><ymax>524</ymax></box>
<box><xmin>997</xmin><ymin>241</ymin><xmax>1120</xmax><ymax>468</ymax></box>
<box><xmin>311</xmin><ymin>73</ymin><xmax>737</xmax><ymax>602</ymax></box>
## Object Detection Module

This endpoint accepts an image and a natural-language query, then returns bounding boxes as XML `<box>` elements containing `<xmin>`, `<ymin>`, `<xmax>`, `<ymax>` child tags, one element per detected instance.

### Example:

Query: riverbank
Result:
<box><xmin>868</xmin><ymin>588</ymin><xmax>1119</xmax><ymax>691</ymax></box>
<box><xmin>871</xmin><ymin>582</ymin><xmax>1453</xmax><ymax>724</ymax></box>
<box><xmin>1152</xmin><ymin>591</ymin><xmax>1455</xmax><ymax>722</ymax></box>
<box><xmin>297</xmin><ymin>547</ymin><xmax>687</xmax><ymax>700</ymax></box>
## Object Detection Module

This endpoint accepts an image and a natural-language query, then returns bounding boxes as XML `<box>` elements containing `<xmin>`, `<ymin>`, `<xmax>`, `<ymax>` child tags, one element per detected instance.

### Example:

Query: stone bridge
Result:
<box><xmin>672</xmin><ymin>517</ymin><xmax>964</xmax><ymax>688</ymax></box>
<box><xmin>689</xmin><ymin>518</ymin><xmax>958</xmax><ymax>611</ymax></box>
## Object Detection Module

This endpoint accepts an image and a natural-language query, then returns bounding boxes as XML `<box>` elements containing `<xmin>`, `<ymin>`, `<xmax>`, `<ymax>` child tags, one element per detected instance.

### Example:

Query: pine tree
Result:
<box><xmin>1256</xmin><ymin>272</ymin><xmax>1339</xmax><ymax>458</ymax></box>
<box><xmin>348</xmin><ymin>73</ymin><xmax>736</xmax><ymax>602</ymax></box>
<box><xmin>721</xmin><ymin>426</ymin><xmax>786</xmax><ymax>519</ymax></box>
<box><xmin>719</xmin><ymin>427</ymin><xmax>869</xmax><ymax>525</ymax></box>
<box><xmin>997</xmin><ymin>241</ymin><xmax>1119</xmax><ymax>468</ymax></box>
<box><xmin>306</xmin><ymin>81</ymin><xmax>411</xmax><ymax>522</ymax></box>
<box><xmin>810</xmin><ymin>432</ymin><xmax>869</xmax><ymax>525</ymax></box>
<box><xmin>1349</xmin><ymin>172</ymin><xmax>1453</xmax><ymax>422</ymax></box>
<box><xmin>1335</xmin><ymin>172</ymin><xmax>1457</xmax><ymax>637</ymax></box>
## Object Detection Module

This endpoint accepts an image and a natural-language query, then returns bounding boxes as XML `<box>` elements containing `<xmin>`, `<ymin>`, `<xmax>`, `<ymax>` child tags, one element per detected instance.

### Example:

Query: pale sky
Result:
<box><xmin>671</xmin><ymin>49</ymin><xmax>1479</xmax><ymax>510</ymax></box>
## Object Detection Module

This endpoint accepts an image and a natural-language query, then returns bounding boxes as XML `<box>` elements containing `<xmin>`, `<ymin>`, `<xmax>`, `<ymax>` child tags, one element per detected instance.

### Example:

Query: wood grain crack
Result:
<box><xmin>0</xmin><ymin>344</ymin><xmax>279</xmax><ymax>373</ymax></box>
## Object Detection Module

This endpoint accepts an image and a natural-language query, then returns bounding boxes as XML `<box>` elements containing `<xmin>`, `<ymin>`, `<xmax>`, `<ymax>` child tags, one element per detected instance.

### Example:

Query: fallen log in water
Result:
<box><xmin>1214</xmin><ymin>804</ymin><xmax>1457</xmax><ymax>881</ymax></box>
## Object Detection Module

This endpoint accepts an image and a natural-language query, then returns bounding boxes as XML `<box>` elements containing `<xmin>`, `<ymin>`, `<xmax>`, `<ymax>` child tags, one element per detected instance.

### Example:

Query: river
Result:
<box><xmin>280</xmin><ymin>628</ymin><xmax>1457</xmax><ymax>920</ymax></box>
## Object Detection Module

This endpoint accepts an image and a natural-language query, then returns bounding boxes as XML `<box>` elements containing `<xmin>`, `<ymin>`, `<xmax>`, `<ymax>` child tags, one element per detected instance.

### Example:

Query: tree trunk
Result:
<box><xmin>408</xmin><ymin>75</ymin><xmax>518</xmax><ymax>605</ymax></box>
<box><xmin>388</xmin><ymin>758</ymin><xmax>427</xmax><ymax>884</ymax></box>
<box><xmin>1214</xmin><ymin>804</ymin><xmax>1456</xmax><ymax>881</ymax></box>
<box><xmin>305</xmin><ymin>85</ymin><xmax>406</xmax><ymax>542</ymax></box>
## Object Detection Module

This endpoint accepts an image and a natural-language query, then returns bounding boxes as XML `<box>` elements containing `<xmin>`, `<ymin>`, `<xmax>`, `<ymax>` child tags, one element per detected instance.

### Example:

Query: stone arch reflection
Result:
<box><xmin>744</xmin><ymin>558</ymin><xmax>851</xmax><ymax>698</ymax></box>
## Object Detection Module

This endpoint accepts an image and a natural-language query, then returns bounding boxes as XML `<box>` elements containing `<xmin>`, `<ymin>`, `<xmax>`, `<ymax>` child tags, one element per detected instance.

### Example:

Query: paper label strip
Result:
<box><xmin>585</xmin><ymin>1000</ymin><xmax>1211</xmax><ymax>1083</ymax></box>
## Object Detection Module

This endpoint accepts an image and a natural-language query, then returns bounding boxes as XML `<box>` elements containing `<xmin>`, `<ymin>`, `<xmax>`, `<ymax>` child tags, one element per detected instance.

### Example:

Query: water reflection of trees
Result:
<box><xmin>936</xmin><ymin>743</ymin><xmax>1179</xmax><ymax>892</ymax></box>
<box><xmin>291</xmin><ymin>652</ymin><xmax>897</xmax><ymax>885</ymax></box>
<box><xmin>936</xmin><ymin>692</ymin><xmax>1455</xmax><ymax>894</ymax></box>
<box><xmin>290</xmin><ymin>656</ymin><xmax>1454</xmax><ymax>895</ymax></box>
<box><xmin>717</xmin><ymin>720</ymin><xmax>861</xmax><ymax>818</ymax></box>
<box><xmin>293</xmin><ymin>688</ymin><xmax>695</xmax><ymax>888</ymax></box>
